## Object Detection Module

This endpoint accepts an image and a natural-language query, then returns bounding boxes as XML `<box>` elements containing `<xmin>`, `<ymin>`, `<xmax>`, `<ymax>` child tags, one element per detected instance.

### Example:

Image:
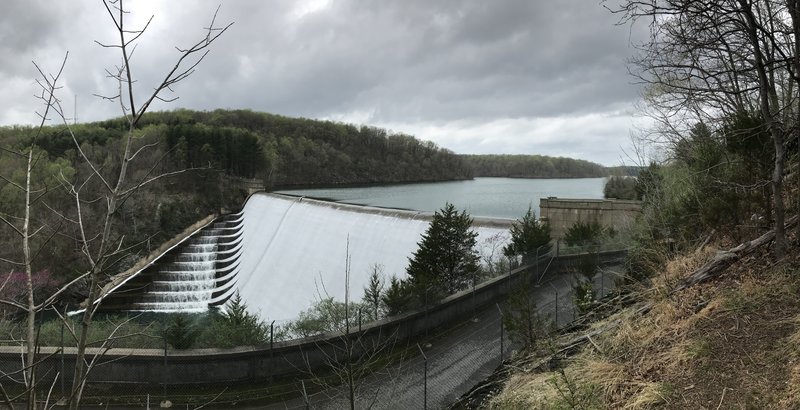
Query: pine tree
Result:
<box><xmin>219</xmin><ymin>292</ymin><xmax>269</xmax><ymax>346</ymax></box>
<box><xmin>362</xmin><ymin>264</ymin><xmax>385</xmax><ymax>321</ymax></box>
<box><xmin>503</xmin><ymin>205</ymin><xmax>551</xmax><ymax>264</ymax></box>
<box><xmin>406</xmin><ymin>202</ymin><xmax>479</xmax><ymax>297</ymax></box>
<box><xmin>165</xmin><ymin>313</ymin><xmax>199</xmax><ymax>349</ymax></box>
<box><xmin>382</xmin><ymin>276</ymin><xmax>412</xmax><ymax>316</ymax></box>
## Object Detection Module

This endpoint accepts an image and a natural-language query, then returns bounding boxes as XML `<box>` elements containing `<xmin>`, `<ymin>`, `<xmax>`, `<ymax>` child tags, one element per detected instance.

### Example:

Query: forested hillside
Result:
<box><xmin>134</xmin><ymin>109</ymin><xmax>473</xmax><ymax>187</ymax></box>
<box><xmin>0</xmin><ymin>109</ymin><xmax>472</xmax><ymax>292</ymax></box>
<box><xmin>462</xmin><ymin>154</ymin><xmax>607</xmax><ymax>178</ymax></box>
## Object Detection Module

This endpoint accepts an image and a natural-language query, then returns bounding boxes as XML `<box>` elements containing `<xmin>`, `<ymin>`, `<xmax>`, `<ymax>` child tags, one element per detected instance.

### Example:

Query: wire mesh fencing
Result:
<box><xmin>0</xmin><ymin>251</ymin><xmax>627</xmax><ymax>409</ymax></box>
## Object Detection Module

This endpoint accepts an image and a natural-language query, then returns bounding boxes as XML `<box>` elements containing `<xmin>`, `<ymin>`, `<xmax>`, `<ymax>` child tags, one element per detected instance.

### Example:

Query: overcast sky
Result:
<box><xmin>0</xmin><ymin>1</ymin><xmax>647</xmax><ymax>166</ymax></box>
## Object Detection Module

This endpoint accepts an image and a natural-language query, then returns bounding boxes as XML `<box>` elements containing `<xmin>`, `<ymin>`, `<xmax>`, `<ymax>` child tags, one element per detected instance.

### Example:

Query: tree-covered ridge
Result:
<box><xmin>138</xmin><ymin>109</ymin><xmax>473</xmax><ymax>187</ymax></box>
<box><xmin>1</xmin><ymin>109</ymin><xmax>474</xmax><ymax>188</ymax></box>
<box><xmin>461</xmin><ymin>154</ymin><xmax>607</xmax><ymax>178</ymax></box>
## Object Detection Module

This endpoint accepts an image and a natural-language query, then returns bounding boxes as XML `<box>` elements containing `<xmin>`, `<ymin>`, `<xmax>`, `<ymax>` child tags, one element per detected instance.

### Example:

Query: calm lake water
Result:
<box><xmin>276</xmin><ymin>177</ymin><xmax>606</xmax><ymax>220</ymax></box>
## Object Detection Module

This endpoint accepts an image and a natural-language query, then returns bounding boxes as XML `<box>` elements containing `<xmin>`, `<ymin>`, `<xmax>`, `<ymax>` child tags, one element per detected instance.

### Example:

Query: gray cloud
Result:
<box><xmin>0</xmin><ymin>0</ymin><xmax>647</xmax><ymax>165</ymax></box>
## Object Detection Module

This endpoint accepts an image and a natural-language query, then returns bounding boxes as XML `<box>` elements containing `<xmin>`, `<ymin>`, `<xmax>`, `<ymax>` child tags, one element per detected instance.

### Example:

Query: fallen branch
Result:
<box><xmin>672</xmin><ymin>215</ymin><xmax>798</xmax><ymax>294</ymax></box>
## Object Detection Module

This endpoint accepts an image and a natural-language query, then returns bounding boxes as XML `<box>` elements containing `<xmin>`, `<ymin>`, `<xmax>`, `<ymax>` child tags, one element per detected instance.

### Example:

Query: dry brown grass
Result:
<box><xmin>488</xmin><ymin>371</ymin><xmax>560</xmax><ymax>409</ymax></box>
<box><xmin>488</xmin><ymin>238</ymin><xmax>800</xmax><ymax>409</ymax></box>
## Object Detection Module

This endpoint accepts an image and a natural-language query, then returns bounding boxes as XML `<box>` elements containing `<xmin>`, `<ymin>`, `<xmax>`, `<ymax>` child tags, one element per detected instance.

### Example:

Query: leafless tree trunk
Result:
<box><xmin>301</xmin><ymin>240</ymin><xmax>403</xmax><ymax>409</ymax></box>
<box><xmin>0</xmin><ymin>53</ymin><xmax>69</xmax><ymax>409</ymax></box>
<box><xmin>609</xmin><ymin>0</ymin><xmax>796</xmax><ymax>258</ymax></box>
<box><xmin>3</xmin><ymin>2</ymin><xmax>231</xmax><ymax>408</ymax></box>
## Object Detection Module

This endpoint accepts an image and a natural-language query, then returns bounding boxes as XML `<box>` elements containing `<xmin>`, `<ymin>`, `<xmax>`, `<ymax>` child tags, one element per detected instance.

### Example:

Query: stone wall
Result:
<box><xmin>540</xmin><ymin>197</ymin><xmax>642</xmax><ymax>239</ymax></box>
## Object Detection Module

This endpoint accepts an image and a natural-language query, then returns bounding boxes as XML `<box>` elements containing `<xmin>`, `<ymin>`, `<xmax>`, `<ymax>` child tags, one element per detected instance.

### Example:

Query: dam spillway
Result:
<box><xmin>237</xmin><ymin>194</ymin><xmax>511</xmax><ymax>321</ymax></box>
<box><xmin>99</xmin><ymin>193</ymin><xmax>512</xmax><ymax>321</ymax></box>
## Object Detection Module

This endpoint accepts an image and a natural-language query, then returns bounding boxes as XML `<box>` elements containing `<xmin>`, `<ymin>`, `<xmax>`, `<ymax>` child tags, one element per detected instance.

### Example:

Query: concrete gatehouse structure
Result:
<box><xmin>539</xmin><ymin>197</ymin><xmax>642</xmax><ymax>239</ymax></box>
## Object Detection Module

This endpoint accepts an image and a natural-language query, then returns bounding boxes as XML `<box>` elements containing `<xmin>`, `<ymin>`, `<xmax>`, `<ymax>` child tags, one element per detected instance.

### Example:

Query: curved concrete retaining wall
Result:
<box><xmin>0</xmin><ymin>250</ymin><xmax>626</xmax><ymax>387</ymax></box>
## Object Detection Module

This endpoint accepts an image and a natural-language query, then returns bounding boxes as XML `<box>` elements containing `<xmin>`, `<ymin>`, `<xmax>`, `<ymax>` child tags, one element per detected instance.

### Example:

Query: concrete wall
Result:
<box><xmin>0</xmin><ymin>251</ymin><xmax>625</xmax><ymax>388</ymax></box>
<box><xmin>540</xmin><ymin>197</ymin><xmax>641</xmax><ymax>239</ymax></box>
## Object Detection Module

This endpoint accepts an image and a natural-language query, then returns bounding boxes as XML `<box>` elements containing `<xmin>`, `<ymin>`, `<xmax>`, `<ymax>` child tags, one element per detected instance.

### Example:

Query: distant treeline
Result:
<box><xmin>461</xmin><ymin>154</ymin><xmax>608</xmax><ymax>178</ymax></box>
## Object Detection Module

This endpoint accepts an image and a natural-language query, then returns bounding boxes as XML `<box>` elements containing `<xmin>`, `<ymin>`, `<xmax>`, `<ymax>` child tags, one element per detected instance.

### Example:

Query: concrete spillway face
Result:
<box><xmin>236</xmin><ymin>193</ymin><xmax>511</xmax><ymax>322</ymax></box>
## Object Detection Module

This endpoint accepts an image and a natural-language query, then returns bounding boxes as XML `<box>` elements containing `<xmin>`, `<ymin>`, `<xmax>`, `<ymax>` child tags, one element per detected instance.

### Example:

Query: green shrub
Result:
<box><xmin>604</xmin><ymin>175</ymin><xmax>638</xmax><ymax>200</ymax></box>
<box><xmin>563</xmin><ymin>221</ymin><xmax>606</xmax><ymax>247</ymax></box>
<box><xmin>196</xmin><ymin>293</ymin><xmax>270</xmax><ymax>347</ymax></box>
<box><xmin>503</xmin><ymin>205</ymin><xmax>551</xmax><ymax>264</ymax></box>
<box><xmin>165</xmin><ymin>313</ymin><xmax>199</xmax><ymax>349</ymax></box>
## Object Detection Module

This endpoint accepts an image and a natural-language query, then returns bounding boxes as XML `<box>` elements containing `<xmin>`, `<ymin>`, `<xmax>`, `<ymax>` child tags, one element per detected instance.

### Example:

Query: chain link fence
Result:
<box><xmin>0</xmin><ymin>249</ymin><xmax>626</xmax><ymax>409</ymax></box>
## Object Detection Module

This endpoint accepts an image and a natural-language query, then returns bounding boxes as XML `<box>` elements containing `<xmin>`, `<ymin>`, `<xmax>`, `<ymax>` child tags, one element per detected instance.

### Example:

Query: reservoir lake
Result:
<box><xmin>276</xmin><ymin>177</ymin><xmax>606</xmax><ymax>220</ymax></box>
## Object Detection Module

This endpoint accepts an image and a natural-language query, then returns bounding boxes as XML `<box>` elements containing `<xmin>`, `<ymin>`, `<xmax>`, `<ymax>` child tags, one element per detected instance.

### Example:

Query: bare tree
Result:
<box><xmin>300</xmin><ymin>241</ymin><xmax>403</xmax><ymax>409</ymax></box>
<box><xmin>0</xmin><ymin>54</ymin><xmax>73</xmax><ymax>409</ymax></box>
<box><xmin>609</xmin><ymin>0</ymin><xmax>798</xmax><ymax>257</ymax></box>
<box><xmin>0</xmin><ymin>1</ymin><xmax>231</xmax><ymax>408</ymax></box>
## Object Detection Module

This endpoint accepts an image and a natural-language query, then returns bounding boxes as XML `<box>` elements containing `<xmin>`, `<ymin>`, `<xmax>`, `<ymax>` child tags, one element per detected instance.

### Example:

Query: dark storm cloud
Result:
<box><xmin>0</xmin><ymin>0</ymin><xmax>646</xmax><ymax>165</ymax></box>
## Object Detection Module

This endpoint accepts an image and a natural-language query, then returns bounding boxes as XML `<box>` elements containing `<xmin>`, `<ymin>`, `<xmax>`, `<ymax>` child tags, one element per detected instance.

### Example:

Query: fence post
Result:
<box><xmin>162</xmin><ymin>334</ymin><xmax>168</xmax><ymax>398</ymax></box>
<box><xmin>496</xmin><ymin>303</ymin><xmax>504</xmax><ymax>364</ymax></box>
<box><xmin>549</xmin><ymin>282</ymin><xmax>559</xmax><ymax>327</ymax></box>
<box><xmin>60</xmin><ymin>320</ymin><xmax>65</xmax><ymax>398</ymax></box>
<box><xmin>417</xmin><ymin>343</ymin><xmax>428</xmax><ymax>410</ymax></box>
<box><xmin>270</xmin><ymin>320</ymin><xmax>275</xmax><ymax>383</ymax></box>
<box><xmin>601</xmin><ymin>268</ymin><xmax>605</xmax><ymax>298</ymax></box>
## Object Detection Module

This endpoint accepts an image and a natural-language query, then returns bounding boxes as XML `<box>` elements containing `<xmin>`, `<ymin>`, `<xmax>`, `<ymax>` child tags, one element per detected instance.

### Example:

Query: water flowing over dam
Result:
<box><xmin>236</xmin><ymin>194</ymin><xmax>511</xmax><ymax>321</ymax></box>
<box><xmin>98</xmin><ymin>193</ymin><xmax>512</xmax><ymax>321</ymax></box>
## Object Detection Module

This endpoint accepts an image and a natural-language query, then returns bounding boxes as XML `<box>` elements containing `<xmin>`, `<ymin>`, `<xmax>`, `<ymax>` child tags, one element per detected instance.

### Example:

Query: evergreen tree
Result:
<box><xmin>502</xmin><ymin>206</ymin><xmax>551</xmax><ymax>264</ymax></box>
<box><xmin>215</xmin><ymin>292</ymin><xmax>269</xmax><ymax>347</ymax></box>
<box><xmin>603</xmin><ymin>176</ymin><xmax>638</xmax><ymax>200</ymax></box>
<box><xmin>165</xmin><ymin>313</ymin><xmax>199</xmax><ymax>349</ymax></box>
<box><xmin>406</xmin><ymin>203</ymin><xmax>479</xmax><ymax>297</ymax></box>
<box><xmin>382</xmin><ymin>276</ymin><xmax>412</xmax><ymax>316</ymax></box>
<box><xmin>362</xmin><ymin>264</ymin><xmax>385</xmax><ymax>321</ymax></box>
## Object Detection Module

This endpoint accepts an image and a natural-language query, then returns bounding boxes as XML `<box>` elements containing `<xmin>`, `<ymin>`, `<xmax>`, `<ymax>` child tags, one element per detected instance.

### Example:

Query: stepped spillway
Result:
<box><xmin>95</xmin><ymin>213</ymin><xmax>243</xmax><ymax>313</ymax></box>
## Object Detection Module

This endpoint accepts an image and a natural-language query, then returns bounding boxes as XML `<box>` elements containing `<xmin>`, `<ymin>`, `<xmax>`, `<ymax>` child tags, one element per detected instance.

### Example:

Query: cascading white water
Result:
<box><xmin>134</xmin><ymin>225</ymin><xmax>227</xmax><ymax>312</ymax></box>
<box><xmin>107</xmin><ymin>195</ymin><xmax>507</xmax><ymax>317</ymax></box>
<box><xmin>128</xmin><ymin>218</ymin><xmax>241</xmax><ymax>312</ymax></box>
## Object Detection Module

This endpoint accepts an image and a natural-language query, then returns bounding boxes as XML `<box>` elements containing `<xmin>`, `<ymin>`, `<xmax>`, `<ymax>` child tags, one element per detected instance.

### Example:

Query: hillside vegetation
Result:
<box><xmin>487</xmin><ymin>234</ymin><xmax>800</xmax><ymax>409</ymax></box>
<box><xmin>462</xmin><ymin>154</ymin><xmax>607</xmax><ymax>178</ymax></box>
<box><xmin>471</xmin><ymin>0</ymin><xmax>800</xmax><ymax>407</ymax></box>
